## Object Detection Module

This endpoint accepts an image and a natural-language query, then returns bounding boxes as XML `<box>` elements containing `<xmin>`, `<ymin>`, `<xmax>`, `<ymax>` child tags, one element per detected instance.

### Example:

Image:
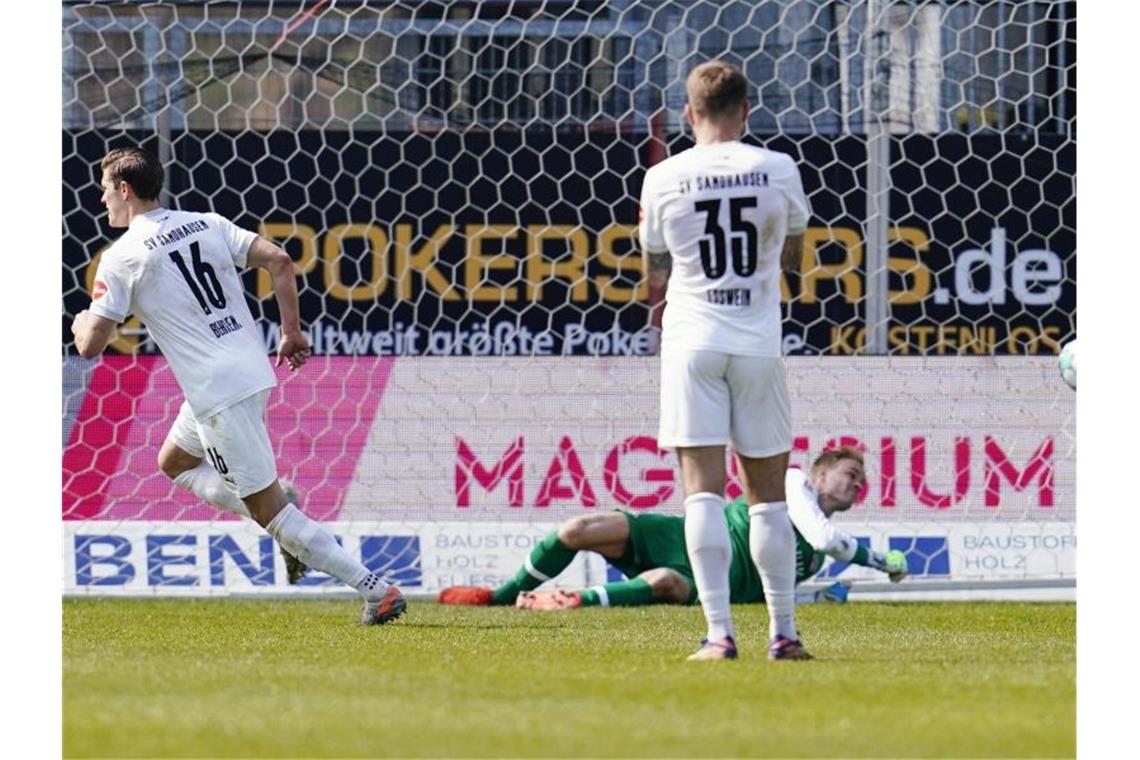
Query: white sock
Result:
<box><xmin>749</xmin><ymin>501</ymin><xmax>798</xmax><ymax>640</ymax></box>
<box><xmin>173</xmin><ymin>462</ymin><xmax>250</xmax><ymax>518</ymax></box>
<box><xmin>265</xmin><ymin>504</ymin><xmax>387</xmax><ymax>599</ymax></box>
<box><xmin>684</xmin><ymin>491</ymin><xmax>735</xmax><ymax>641</ymax></box>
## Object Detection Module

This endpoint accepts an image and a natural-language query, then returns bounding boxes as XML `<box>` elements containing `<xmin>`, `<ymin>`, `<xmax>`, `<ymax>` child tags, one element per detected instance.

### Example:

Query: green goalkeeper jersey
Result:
<box><xmin>724</xmin><ymin>496</ymin><xmax>828</xmax><ymax>603</ymax></box>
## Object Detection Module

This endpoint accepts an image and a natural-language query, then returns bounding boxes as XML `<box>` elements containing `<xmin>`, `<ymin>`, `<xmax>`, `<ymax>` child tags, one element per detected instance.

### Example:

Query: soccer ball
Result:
<box><xmin>1058</xmin><ymin>340</ymin><xmax>1076</xmax><ymax>390</ymax></box>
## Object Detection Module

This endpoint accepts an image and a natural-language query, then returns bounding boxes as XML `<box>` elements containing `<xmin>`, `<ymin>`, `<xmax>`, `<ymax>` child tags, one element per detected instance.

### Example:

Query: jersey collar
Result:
<box><xmin>129</xmin><ymin>206</ymin><xmax>169</xmax><ymax>230</ymax></box>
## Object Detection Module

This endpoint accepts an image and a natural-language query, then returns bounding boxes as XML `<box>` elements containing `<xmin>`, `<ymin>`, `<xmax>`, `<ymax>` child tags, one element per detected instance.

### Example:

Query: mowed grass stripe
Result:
<box><xmin>63</xmin><ymin>599</ymin><xmax>1075</xmax><ymax>758</ymax></box>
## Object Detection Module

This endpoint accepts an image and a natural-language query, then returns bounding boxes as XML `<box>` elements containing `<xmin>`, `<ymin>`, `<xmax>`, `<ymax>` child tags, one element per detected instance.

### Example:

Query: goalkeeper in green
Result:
<box><xmin>439</xmin><ymin>446</ymin><xmax>907</xmax><ymax>609</ymax></box>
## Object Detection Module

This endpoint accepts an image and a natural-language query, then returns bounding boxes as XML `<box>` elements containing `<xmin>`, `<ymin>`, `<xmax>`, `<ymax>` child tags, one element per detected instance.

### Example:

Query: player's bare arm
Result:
<box><xmin>71</xmin><ymin>309</ymin><xmax>118</xmax><ymax>359</ymax></box>
<box><xmin>556</xmin><ymin>512</ymin><xmax>631</xmax><ymax>560</ymax></box>
<box><xmin>645</xmin><ymin>248</ymin><xmax>673</xmax><ymax>288</ymax></box>
<box><xmin>643</xmin><ymin>248</ymin><xmax>672</xmax><ymax>350</ymax></box>
<box><xmin>780</xmin><ymin>233</ymin><xmax>804</xmax><ymax>274</ymax></box>
<box><xmin>246</xmin><ymin>237</ymin><xmax>311</xmax><ymax>371</ymax></box>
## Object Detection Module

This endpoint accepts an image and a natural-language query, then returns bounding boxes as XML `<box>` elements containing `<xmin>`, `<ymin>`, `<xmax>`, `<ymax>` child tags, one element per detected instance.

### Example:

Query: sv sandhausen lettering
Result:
<box><xmin>688</xmin><ymin>171</ymin><xmax>769</xmax><ymax>192</ymax></box>
<box><xmin>143</xmin><ymin>219</ymin><xmax>210</xmax><ymax>250</ymax></box>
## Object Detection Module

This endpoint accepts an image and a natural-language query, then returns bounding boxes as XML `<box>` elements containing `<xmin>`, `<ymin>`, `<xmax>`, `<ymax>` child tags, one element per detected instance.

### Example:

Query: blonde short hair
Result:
<box><xmin>810</xmin><ymin>445</ymin><xmax>865</xmax><ymax>474</ymax></box>
<box><xmin>685</xmin><ymin>60</ymin><xmax>749</xmax><ymax>119</ymax></box>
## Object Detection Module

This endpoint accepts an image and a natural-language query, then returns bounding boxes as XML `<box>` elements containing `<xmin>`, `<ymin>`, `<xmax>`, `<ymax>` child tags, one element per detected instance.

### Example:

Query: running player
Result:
<box><xmin>71</xmin><ymin>146</ymin><xmax>405</xmax><ymax>624</ymax></box>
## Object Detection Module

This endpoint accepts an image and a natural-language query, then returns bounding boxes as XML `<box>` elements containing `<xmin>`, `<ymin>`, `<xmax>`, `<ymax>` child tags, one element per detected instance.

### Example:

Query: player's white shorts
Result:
<box><xmin>166</xmin><ymin>389</ymin><xmax>278</xmax><ymax>498</ymax></box>
<box><xmin>658</xmin><ymin>349</ymin><xmax>791</xmax><ymax>458</ymax></box>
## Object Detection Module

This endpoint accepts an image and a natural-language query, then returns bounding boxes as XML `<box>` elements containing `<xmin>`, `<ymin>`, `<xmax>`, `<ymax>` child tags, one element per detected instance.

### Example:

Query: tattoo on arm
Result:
<box><xmin>781</xmin><ymin>234</ymin><xmax>804</xmax><ymax>274</ymax></box>
<box><xmin>643</xmin><ymin>249</ymin><xmax>672</xmax><ymax>336</ymax></box>
<box><xmin>647</xmin><ymin>250</ymin><xmax>673</xmax><ymax>289</ymax></box>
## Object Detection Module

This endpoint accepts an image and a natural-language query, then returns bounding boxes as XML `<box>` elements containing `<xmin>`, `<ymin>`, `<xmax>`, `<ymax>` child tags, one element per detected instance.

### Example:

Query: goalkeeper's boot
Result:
<box><xmin>686</xmin><ymin>636</ymin><xmax>738</xmax><ymax>661</ymax></box>
<box><xmin>768</xmin><ymin>635</ymin><xmax>814</xmax><ymax>661</ymax></box>
<box><xmin>438</xmin><ymin>586</ymin><xmax>493</xmax><ymax>606</ymax></box>
<box><xmin>361</xmin><ymin>585</ymin><xmax>407</xmax><ymax>626</ymax></box>
<box><xmin>278</xmin><ymin>480</ymin><xmax>309</xmax><ymax>585</ymax></box>
<box><xmin>515</xmin><ymin>590</ymin><xmax>582</xmax><ymax>610</ymax></box>
<box><xmin>817</xmin><ymin>580</ymin><xmax>851</xmax><ymax>604</ymax></box>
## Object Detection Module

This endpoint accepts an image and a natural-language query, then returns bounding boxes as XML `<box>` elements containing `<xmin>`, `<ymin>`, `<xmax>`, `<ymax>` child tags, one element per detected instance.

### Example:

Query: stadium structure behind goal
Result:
<box><xmin>62</xmin><ymin>0</ymin><xmax>1075</xmax><ymax>601</ymax></box>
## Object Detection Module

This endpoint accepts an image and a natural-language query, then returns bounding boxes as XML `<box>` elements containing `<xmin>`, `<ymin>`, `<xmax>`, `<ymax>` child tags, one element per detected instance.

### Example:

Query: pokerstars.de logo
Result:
<box><xmin>92</xmin><ymin>280</ymin><xmax>107</xmax><ymax>300</ymax></box>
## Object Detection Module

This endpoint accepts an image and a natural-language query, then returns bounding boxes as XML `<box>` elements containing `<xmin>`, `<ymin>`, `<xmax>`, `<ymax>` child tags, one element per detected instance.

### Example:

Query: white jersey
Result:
<box><xmin>639</xmin><ymin>141</ymin><xmax>809</xmax><ymax>356</ymax></box>
<box><xmin>89</xmin><ymin>207</ymin><xmax>276</xmax><ymax>420</ymax></box>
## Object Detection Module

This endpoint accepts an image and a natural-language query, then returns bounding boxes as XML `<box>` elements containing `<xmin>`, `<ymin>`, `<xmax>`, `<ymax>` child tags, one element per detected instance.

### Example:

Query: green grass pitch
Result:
<box><xmin>63</xmin><ymin>598</ymin><xmax>1074</xmax><ymax>758</ymax></box>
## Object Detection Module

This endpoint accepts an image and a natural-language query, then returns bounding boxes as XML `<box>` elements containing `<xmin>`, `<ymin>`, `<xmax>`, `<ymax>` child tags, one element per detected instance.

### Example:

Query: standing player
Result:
<box><xmin>70</xmin><ymin>146</ymin><xmax>405</xmax><ymax>625</ymax></box>
<box><xmin>639</xmin><ymin>61</ymin><xmax>811</xmax><ymax>660</ymax></box>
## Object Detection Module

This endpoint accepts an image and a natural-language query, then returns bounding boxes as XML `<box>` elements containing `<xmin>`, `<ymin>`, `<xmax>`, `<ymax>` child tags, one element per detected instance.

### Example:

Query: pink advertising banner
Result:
<box><xmin>63</xmin><ymin>356</ymin><xmax>1074</xmax><ymax>526</ymax></box>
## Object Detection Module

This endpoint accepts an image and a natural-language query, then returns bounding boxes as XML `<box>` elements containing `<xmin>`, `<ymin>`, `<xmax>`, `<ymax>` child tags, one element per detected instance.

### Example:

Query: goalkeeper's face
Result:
<box><xmin>817</xmin><ymin>459</ymin><xmax>866</xmax><ymax>511</ymax></box>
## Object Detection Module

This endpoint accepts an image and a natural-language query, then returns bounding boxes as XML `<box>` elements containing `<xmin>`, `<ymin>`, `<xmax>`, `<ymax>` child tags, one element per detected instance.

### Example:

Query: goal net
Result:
<box><xmin>62</xmin><ymin>0</ymin><xmax>1075</xmax><ymax>600</ymax></box>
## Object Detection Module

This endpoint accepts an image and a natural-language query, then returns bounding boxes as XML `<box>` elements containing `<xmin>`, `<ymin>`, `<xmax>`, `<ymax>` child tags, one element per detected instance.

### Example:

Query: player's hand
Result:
<box><xmin>71</xmin><ymin>309</ymin><xmax>88</xmax><ymax>335</ymax></box>
<box><xmin>276</xmin><ymin>330</ymin><xmax>312</xmax><ymax>371</ymax></box>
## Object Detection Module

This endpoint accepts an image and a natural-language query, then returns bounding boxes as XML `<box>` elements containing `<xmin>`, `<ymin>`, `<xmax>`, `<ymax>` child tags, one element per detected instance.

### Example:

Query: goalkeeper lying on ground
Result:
<box><xmin>440</xmin><ymin>446</ymin><xmax>907</xmax><ymax>610</ymax></box>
